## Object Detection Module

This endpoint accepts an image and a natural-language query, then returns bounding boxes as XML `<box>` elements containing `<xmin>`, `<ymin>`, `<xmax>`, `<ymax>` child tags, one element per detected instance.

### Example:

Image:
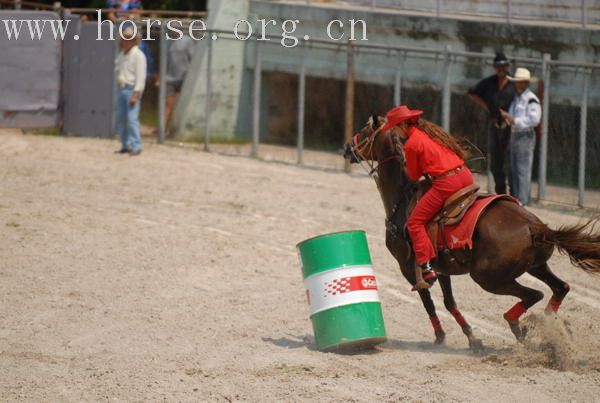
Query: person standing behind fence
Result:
<box><xmin>500</xmin><ymin>68</ymin><xmax>541</xmax><ymax>206</ymax></box>
<box><xmin>106</xmin><ymin>0</ymin><xmax>141</xmax><ymax>22</ymax></box>
<box><xmin>161</xmin><ymin>35</ymin><xmax>194</xmax><ymax>137</ymax></box>
<box><xmin>115</xmin><ymin>27</ymin><xmax>147</xmax><ymax>156</ymax></box>
<box><xmin>106</xmin><ymin>0</ymin><xmax>155</xmax><ymax>77</ymax></box>
<box><xmin>468</xmin><ymin>53</ymin><xmax>516</xmax><ymax>195</ymax></box>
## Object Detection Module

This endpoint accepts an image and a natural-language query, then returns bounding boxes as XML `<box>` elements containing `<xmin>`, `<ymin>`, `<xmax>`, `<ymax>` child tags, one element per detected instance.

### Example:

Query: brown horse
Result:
<box><xmin>344</xmin><ymin>114</ymin><xmax>600</xmax><ymax>351</ymax></box>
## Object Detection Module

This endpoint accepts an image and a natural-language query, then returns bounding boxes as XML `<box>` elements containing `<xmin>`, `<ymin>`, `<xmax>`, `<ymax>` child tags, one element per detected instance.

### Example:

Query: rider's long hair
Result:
<box><xmin>408</xmin><ymin>119</ymin><xmax>470</xmax><ymax>161</ymax></box>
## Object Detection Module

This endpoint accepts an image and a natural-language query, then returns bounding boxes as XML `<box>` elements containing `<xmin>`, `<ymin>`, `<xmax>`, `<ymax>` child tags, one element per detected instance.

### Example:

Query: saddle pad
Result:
<box><xmin>437</xmin><ymin>194</ymin><xmax>518</xmax><ymax>250</ymax></box>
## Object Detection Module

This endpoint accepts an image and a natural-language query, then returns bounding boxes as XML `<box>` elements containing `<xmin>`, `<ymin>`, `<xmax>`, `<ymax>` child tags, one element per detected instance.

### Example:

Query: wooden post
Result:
<box><xmin>344</xmin><ymin>42</ymin><xmax>355</xmax><ymax>174</ymax></box>
<box><xmin>157</xmin><ymin>23</ymin><xmax>167</xmax><ymax>144</ymax></box>
<box><xmin>297</xmin><ymin>46</ymin><xmax>306</xmax><ymax>165</ymax></box>
<box><xmin>204</xmin><ymin>36</ymin><xmax>213</xmax><ymax>152</ymax></box>
<box><xmin>252</xmin><ymin>40</ymin><xmax>262</xmax><ymax>159</ymax></box>
<box><xmin>538</xmin><ymin>53</ymin><xmax>551</xmax><ymax>200</ymax></box>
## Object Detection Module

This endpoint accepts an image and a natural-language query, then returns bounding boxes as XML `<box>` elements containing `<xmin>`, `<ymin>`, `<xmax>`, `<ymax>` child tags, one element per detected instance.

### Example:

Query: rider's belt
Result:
<box><xmin>431</xmin><ymin>165</ymin><xmax>464</xmax><ymax>181</ymax></box>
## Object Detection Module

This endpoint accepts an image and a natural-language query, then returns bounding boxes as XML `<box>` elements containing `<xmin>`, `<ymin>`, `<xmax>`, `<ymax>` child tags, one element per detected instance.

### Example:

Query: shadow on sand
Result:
<box><xmin>382</xmin><ymin>339</ymin><xmax>512</xmax><ymax>357</ymax></box>
<box><xmin>262</xmin><ymin>335</ymin><xmax>318</xmax><ymax>351</ymax></box>
<box><xmin>263</xmin><ymin>334</ymin><xmax>513</xmax><ymax>357</ymax></box>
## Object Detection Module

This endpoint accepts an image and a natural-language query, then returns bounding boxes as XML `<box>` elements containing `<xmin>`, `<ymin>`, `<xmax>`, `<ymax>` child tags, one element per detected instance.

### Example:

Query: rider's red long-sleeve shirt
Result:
<box><xmin>404</xmin><ymin>126</ymin><xmax>464</xmax><ymax>181</ymax></box>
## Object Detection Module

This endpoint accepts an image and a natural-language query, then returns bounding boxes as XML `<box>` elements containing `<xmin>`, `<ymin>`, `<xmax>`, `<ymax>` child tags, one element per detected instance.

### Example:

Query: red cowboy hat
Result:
<box><xmin>380</xmin><ymin>105</ymin><xmax>423</xmax><ymax>132</ymax></box>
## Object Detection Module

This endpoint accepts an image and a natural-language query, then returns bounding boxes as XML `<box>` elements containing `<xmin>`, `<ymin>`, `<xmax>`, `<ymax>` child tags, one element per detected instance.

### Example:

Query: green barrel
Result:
<box><xmin>297</xmin><ymin>230</ymin><xmax>387</xmax><ymax>351</ymax></box>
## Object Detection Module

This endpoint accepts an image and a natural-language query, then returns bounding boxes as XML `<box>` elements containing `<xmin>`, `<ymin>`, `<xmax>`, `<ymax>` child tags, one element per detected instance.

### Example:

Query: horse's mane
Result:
<box><xmin>367</xmin><ymin>115</ymin><xmax>382</xmax><ymax>128</ymax></box>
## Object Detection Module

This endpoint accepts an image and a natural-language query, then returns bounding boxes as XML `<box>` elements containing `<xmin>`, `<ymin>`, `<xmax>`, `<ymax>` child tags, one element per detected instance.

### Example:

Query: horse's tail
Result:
<box><xmin>531</xmin><ymin>217</ymin><xmax>600</xmax><ymax>273</ymax></box>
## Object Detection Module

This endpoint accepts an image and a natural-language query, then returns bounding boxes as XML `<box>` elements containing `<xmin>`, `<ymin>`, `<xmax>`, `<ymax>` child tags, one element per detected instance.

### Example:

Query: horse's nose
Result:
<box><xmin>343</xmin><ymin>143</ymin><xmax>359</xmax><ymax>163</ymax></box>
<box><xmin>343</xmin><ymin>143</ymin><xmax>352</xmax><ymax>159</ymax></box>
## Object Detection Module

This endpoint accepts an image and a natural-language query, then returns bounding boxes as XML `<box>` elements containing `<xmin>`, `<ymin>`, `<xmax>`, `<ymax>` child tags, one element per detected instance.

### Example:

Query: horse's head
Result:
<box><xmin>344</xmin><ymin>113</ymin><xmax>406</xmax><ymax>174</ymax></box>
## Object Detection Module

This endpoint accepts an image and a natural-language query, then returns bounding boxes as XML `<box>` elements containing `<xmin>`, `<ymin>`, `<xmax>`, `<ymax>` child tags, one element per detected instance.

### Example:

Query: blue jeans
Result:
<box><xmin>510</xmin><ymin>130</ymin><xmax>536</xmax><ymax>205</ymax></box>
<box><xmin>116</xmin><ymin>87</ymin><xmax>142</xmax><ymax>152</ymax></box>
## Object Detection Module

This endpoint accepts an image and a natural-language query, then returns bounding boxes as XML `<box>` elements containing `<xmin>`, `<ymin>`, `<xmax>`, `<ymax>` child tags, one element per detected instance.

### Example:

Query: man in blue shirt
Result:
<box><xmin>106</xmin><ymin>0</ymin><xmax>142</xmax><ymax>22</ymax></box>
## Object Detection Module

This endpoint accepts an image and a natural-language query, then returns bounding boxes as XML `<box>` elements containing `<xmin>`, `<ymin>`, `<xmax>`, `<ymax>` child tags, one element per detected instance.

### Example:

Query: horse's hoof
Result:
<box><xmin>506</xmin><ymin>320</ymin><xmax>525</xmax><ymax>342</ymax></box>
<box><xmin>434</xmin><ymin>331</ymin><xmax>446</xmax><ymax>345</ymax></box>
<box><xmin>469</xmin><ymin>337</ymin><xmax>484</xmax><ymax>354</ymax></box>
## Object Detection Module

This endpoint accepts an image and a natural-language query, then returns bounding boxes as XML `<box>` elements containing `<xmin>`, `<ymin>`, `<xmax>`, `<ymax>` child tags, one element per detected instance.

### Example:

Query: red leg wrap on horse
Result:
<box><xmin>545</xmin><ymin>298</ymin><xmax>562</xmax><ymax>314</ymax></box>
<box><xmin>451</xmin><ymin>307</ymin><xmax>468</xmax><ymax>328</ymax></box>
<box><xmin>429</xmin><ymin>315</ymin><xmax>443</xmax><ymax>333</ymax></box>
<box><xmin>504</xmin><ymin>302</ymin><xmax>527</xmax><ymax>322</ymax></box>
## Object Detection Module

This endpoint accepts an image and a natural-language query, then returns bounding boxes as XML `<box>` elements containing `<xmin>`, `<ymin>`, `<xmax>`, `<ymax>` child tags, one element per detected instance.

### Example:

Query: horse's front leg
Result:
<box><xmin>417</xmin><ymin>288</ymin><xmax>446</xmax><ymax>345</ymax></box>
<box><xmin>390</xmin><ymin>237</ymin><xmax>445</xmax><ymax>344</ymax></box>
<box><xmin>438</xmin><ymin>274</ymin><xmax>484</xmax><ymax>352</ymax></box>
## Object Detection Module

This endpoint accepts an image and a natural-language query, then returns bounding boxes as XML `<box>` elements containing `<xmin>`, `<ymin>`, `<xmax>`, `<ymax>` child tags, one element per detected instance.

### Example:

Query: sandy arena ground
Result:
<box><xmin>1</xmin><ymin>130</ymin><xmax>600</xmax><ymax>402</ymax></box>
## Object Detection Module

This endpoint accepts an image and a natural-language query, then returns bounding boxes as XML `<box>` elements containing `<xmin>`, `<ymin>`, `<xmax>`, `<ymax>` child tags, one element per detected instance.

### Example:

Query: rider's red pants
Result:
<box><xmin>407</xmin><ymin>167</ymin><xmax>474</xmax><ymax>265</ymax></box>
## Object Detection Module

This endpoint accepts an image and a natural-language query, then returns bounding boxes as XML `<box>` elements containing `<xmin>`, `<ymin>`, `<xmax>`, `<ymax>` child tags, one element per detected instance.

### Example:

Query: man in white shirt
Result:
<box><xmin>500</xmin><ymin>68</ymin><xmax>542</xmax><ymax>205</ymax></box>
<box><xmin>115</xmin><ymin>27</ymin><xmax>147</xmax><ymax>156</ymax></box>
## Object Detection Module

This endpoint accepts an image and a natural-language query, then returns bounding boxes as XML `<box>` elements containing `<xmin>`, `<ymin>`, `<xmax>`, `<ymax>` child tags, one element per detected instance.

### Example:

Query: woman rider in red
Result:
<box><xmin>380</xmin><ymin>105</ymin><xmax>473</xmax><ymax>286</ymax></box>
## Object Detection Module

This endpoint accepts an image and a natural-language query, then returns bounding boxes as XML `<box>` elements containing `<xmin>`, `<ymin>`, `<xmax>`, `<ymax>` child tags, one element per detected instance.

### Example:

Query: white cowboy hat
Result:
<box><xmin>508</xmin><ymin>67</ymin><xmax>537</xmax><ymax>83</ymax></box>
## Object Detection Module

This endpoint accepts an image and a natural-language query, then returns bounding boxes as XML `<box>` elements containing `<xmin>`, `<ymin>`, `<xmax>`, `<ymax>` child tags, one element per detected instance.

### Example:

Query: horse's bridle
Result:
<box><xmin>351</xmin><ymin>126</ymin><xmax>406</xmax><ymax>179</ymax></box>
<box><xmin>349</xmin><ymin>124</ymin><xmax>414</xmax><ymax>243</ymax></box>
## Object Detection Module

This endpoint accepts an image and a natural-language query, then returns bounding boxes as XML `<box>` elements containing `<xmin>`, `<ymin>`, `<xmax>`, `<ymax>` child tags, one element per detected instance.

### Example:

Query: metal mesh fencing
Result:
<box><xmin>42</xmin><ymin>12</ymin><xmax>597</xmax><ymax>209</ymax></box>
<box><xmin>587</xmin><ymin>70</ymin><xmax>600</xmax><ymax>194</ymax></box>
<box><xmin>542</xmin><ymin>66</ymin><xmax>581</xmax><ymax>205</ymax></box>
<box><xmin>185</xmin><ymin>35</ymin><xmax>599</xmax><ymax>208</ymax></box>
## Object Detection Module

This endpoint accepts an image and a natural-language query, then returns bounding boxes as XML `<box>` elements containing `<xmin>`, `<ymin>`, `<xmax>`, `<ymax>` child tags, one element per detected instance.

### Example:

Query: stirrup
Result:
<box><xmin>411</xmin><ymin>262</ymin><xmax>437</xmax><ymax>291</ymax></box>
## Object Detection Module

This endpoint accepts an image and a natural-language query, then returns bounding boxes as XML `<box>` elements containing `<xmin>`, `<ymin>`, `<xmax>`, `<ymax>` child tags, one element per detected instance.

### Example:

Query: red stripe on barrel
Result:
<box><xmin>324</xmin><ymin>275</ymin><xmax>378</xmax><ymax>296</ymax></box>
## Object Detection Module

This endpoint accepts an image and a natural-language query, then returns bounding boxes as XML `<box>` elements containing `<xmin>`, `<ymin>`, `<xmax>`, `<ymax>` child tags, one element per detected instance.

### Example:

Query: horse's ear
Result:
<box><xmin>371</xmin><ymin>113</ymin><xmax>380</xmax><ymax>130</ymax></box>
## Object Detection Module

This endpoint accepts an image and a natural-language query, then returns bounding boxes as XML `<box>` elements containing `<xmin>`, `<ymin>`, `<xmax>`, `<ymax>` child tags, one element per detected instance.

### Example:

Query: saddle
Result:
<box><xmin>426</xmin><ymin>183</ymin><xmax>480</xmax><ymax>254</ymax></box>
<box><xmin>430</xmin><ymin>183</ymin><xmax>480</xmax><ymax>225</ymax></box>
<box><xmin>412</xmin><ymin>183</ymin><xmax>481</xmax><ymax>291</ymax></box>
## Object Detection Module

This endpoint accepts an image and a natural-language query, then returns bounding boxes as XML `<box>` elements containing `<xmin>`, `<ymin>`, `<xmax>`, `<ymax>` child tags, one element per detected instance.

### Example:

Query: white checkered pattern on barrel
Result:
<box><xmin>304</xmin><ymin>265</ymin><xmax>380</xmax><ymax>315</ymax></box>
<box><xmin>324</xmin><ymin>277</ymin><xmax>352</xmax><ymax>297</ymax></box>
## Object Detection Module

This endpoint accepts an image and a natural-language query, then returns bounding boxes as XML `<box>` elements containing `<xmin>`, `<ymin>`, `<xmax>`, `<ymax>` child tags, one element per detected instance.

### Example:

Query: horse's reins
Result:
<box><xmin>461</xmin><ymin>137</ymin><xmax>487</xmax><ymax>174</ymax></box>
<box><xmin>351</xmin><ymin>125</ymin><xmax>410</xmax><ymax>241</ymax></box>
<box><xmin>351</xmin><ymin>126</ymin><xmax>405</xmax><ymax>179</ymax></box>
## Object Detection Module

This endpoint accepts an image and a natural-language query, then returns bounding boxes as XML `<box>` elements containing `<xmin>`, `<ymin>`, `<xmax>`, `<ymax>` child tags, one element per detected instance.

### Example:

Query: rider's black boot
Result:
<box><xmin>421</xmin><ymin>261</ymin><xmax>438</xmax><ymax>286</ymax></box>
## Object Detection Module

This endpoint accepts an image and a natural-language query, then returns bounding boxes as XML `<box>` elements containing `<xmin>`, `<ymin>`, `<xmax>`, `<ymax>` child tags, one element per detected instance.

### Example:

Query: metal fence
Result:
<box><xmin>1</xmin><ymin>2</ymin><xmax>598</xmax><ymax>209</ymax></box>
<box><xmin>173</xmin><ymin>29</ymin><xmax>600</xmax><ymax>209</ymax></box>
<box><xmin>298</xmin><ymin>0</ymin><xmax>599</xmax><ymax>28</ymax></box>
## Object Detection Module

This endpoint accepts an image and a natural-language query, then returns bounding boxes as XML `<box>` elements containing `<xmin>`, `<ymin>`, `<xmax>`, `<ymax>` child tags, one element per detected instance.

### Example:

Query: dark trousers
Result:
<box><xmin>488</xmin><ymin>123</ymin><xmax>512</xmax><ymax>195</ymax></box>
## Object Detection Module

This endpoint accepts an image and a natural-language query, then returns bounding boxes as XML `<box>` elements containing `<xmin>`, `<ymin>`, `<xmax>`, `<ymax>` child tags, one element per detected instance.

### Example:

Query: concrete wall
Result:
<box><xmin>173</xmin><ymin>0</ymin><xmax>250</xmax><ymax>140</ymax></box>
<box><xmin>175</xmin><ymin>0</ymin><xmax>599</xmax><ymax>140</ymax></box>
<box><xmin>337</xmin><ymin>0</ymin><xmax>599</xmax><ymax>25</ymax></box>
<box><xmin>250</xmin><ymin>1</ymin><xmax>599</xmax><ymax>88</ymax></box>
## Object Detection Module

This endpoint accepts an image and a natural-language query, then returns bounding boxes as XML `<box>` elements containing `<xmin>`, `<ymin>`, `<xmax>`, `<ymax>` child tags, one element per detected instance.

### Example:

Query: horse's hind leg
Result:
<box><xmin>493</xmin><ymin>281</ymin><xmax>544</xmax><ymax>341</ymax></box>
<box><xmin>528</xmin><ymin>263</ymin><xmax>570</xmax><ymax>314</ymax></box>
<box><xmin>438</xmin><ymin>275</ymin><xmax>483</xmax><ymax>351</ymax></box>
<box><xmin>417</xmin><ymin>289</ymin><xmax>446</xmax><ymax>344</ymax></box>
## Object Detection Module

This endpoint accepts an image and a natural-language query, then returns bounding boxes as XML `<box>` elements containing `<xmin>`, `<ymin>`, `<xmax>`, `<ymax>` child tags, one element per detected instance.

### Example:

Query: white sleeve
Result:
<box><xmin>134</xmin><ymin>50</ymin><xmax>147</xmax><ymax>93</ymax></box>
<box><xmin>115</xmin><ymin>52</ymin><xmax>123</xmax><ymax>83</ymax></box>
<box><xmin>514</xmin><ymin>101</ymin><xmax>541</xmax><ymax>130</ymax></box>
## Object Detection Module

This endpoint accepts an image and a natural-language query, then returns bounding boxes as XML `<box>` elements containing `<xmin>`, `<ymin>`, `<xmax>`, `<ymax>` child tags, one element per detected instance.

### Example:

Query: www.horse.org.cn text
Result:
<box><xmin>92</xmin><ymin>15</ymin><xmax>370</xmax><ymax>48</ymax></box>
